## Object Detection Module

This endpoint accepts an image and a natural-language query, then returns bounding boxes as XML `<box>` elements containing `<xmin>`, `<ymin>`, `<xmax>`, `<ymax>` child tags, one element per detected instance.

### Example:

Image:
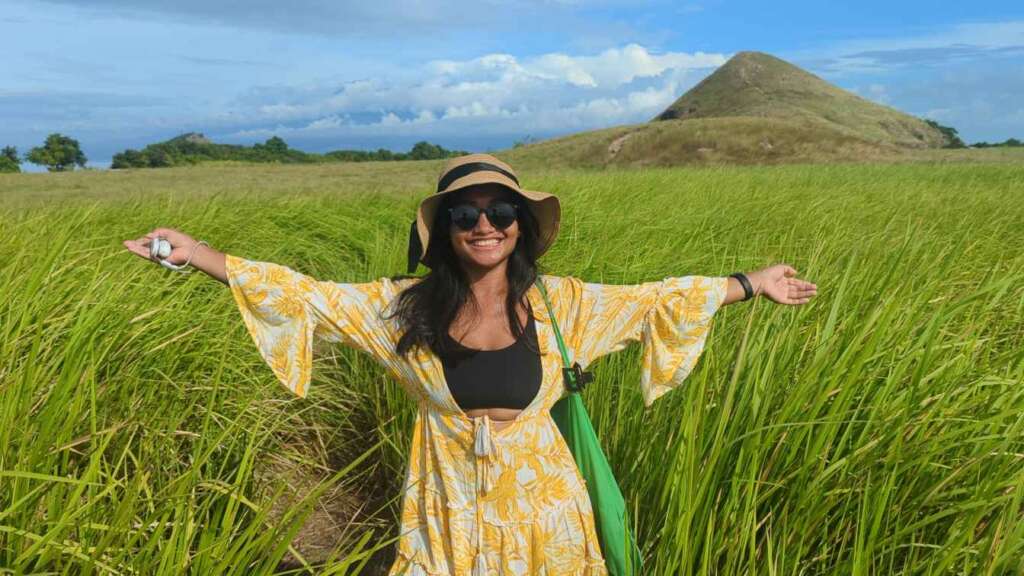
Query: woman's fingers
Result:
<box><xmin>123</xmin><ymin>228</ymin><xmax>191</xmax><ymax>264</ymax></box>
<box><xmin>122</xmin><ymin>238</ymin><xmax>152</xmax><ymax>260</ymax></box>
<box><xmin>754</xmin><ymin>265</ymin><xmax>819</xmax><ymax>306</ymax></box>
<box><xmin>764</xmin><ymin>276</ymin><xmax>816</xmax><ymax>305</ymax></box>
<box><xmin>155</xmin><ymin>228</ymin><xmax>194</xmax><ymax>251</ymax></box>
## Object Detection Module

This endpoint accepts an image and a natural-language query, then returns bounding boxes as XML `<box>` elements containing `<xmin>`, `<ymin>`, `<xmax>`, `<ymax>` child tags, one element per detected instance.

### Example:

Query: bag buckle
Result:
<box><xmin>563</xmin><ymin>362</ymin><xmax>594</xmax><ymax>393</ymax></box>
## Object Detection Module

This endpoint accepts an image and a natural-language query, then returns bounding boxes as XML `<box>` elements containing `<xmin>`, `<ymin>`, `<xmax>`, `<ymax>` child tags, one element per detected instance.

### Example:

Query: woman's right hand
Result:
<box><xmin>123</xmin><ymin>227</ymin><xmax>199</xmax><ymax>267</ymax></box>
<box><xmin>123</xmin><ymin>227</ymin><xmax>229</xmax><ymax>284</ymax></box>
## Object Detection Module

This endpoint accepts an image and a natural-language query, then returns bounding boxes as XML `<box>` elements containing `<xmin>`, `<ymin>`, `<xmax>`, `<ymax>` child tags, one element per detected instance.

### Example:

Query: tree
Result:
<box><xmin>2</xmin><ymin>146</ymin><xmax>18</xmax><ymax>164</ymax></box>
<box><xmin>407</xmin><ymin>140</ymin><xmax>445</xmax><ymax>160</ymax></box>
<box><xmin>0</xmin><ymin>146</ymin><xmax>19</xmax><ymax>173</ymax></box>
<box><xmin>111</xmin><ymin>149</ymin><xmax>148</xmax><ymax>169</ymax></box>
<box><xmin>263</xmin><ymin>136</ymin><xmax>288</xmax><ymax>154</ymax></box>
<box><xmin>923</xmin><ymin>119</ymin><xmax>966</xmax><ymax>149</ymax></box>
<box><xmin>147</xmin><ymin>148</ymin><xmax>171</xmax><ymax>168</ymax></box>
<box><xmin>26</xmin><ymin>133</ymin><xmax>88</xmax><ymax>171</ymax></box>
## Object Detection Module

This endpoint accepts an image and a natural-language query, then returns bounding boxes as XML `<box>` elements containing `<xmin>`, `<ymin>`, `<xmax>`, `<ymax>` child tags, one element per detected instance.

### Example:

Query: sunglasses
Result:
<box><xmin>447</xmin><ymin>200</ymin><xmax>520</xmax><ymax>231</ymax></box>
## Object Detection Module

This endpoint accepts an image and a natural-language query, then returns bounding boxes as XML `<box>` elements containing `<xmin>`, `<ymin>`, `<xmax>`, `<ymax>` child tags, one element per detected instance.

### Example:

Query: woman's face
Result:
<box><xmin>448</xmin><ymin>184</ymin><xmax>521</xmax><ymax>274</ymax></box>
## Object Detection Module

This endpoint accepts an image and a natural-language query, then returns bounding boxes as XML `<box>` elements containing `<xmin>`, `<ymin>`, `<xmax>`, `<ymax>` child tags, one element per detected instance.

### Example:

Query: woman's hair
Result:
<box><xmin>385</xmin><ymin>187</ymin><xmax>544</xmax><ymax>359</ymax></box>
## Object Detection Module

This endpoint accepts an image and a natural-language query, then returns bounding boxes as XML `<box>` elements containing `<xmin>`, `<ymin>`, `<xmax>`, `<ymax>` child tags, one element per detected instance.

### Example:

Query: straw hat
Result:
<box><xmin>406</xmin><ymin>153</ymin><xmax>561</xmax><ymax>273</ymax></box>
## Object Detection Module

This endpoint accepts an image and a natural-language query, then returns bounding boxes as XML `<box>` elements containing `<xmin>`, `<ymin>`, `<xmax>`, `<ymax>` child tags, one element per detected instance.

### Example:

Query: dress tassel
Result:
<box><xmin>474</xmin><ymin>416</ymin><xmax>494</xmax><ymax>493</ymax></box>
<box><xmin>474</xmin><ymin>415</ymin><xmax>493</xmax><ymax>457</ymax></box>
<box><xmin>473</xmin><ymin>415</ymin><xmax>492</xmax><ymax>576</ymax></box>
<box><xmin>481</xmin><ymin>463</ymin><xmax>493</xmax><ymax>493</ymax></box>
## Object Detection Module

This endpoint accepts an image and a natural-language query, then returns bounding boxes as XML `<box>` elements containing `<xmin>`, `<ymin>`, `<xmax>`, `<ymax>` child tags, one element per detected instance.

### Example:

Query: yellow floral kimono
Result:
<box><xmin>224</xmin><ymin>254</ymin><xmax>728</xmax><ymax>575</ymax></box>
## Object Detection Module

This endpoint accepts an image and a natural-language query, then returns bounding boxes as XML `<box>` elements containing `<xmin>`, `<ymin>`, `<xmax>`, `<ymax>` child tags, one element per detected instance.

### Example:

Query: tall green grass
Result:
<box><xmin>1</xmin><ymin>161</ymin><xmax>1022</xmax><ymax>574</ymax></box>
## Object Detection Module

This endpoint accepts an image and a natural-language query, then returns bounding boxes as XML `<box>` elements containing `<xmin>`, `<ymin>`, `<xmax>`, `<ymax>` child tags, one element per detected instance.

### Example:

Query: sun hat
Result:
<box><xmin>406</xmin><ymin>153</ymin><xmax>561</xmax><ymax>273</ymax></box>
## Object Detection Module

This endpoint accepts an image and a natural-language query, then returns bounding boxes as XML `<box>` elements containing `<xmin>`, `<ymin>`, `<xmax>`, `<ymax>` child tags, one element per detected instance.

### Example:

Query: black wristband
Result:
<box><xmin>729</xmin><ymin>272</ymin><xmax>754</xmax><ymax>301</ymax></box>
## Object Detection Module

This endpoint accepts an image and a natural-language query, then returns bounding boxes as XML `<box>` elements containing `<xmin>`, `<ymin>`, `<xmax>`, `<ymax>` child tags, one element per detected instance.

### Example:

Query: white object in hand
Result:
<box><xmin>149</xmin><ymin>237</ymin><xmax>172</xmax><ymax>260</ymax></box>
<box><xmin>156</xmin><ymin>239</ymin><xmax>209</xmax><ymax>273</ymax></box>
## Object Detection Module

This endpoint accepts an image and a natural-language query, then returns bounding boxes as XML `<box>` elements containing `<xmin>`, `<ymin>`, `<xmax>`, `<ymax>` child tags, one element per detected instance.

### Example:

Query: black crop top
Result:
<box><xmin>440</xmin><ymin>309</ymin><xmax>543</xmax><ymax>411</ymax></box>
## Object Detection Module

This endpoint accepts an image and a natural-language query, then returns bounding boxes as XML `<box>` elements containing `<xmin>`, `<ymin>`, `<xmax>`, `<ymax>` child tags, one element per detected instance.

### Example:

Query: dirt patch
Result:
<box><xmin>256</xmin><ymin>456</ymin><xmax>359</xmax><ymax>564</ymax></box>
<box><xmin>606</xmin><ymin>132</ymin><xmax>635</xmax><ymax>161</ymax></box>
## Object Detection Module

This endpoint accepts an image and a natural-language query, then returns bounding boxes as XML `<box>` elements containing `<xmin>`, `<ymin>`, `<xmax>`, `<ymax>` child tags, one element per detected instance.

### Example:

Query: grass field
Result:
<box><xmin>1</xmin><ymin>159</ymin><xmax>1023</xmax><ymax>575</ymax></box>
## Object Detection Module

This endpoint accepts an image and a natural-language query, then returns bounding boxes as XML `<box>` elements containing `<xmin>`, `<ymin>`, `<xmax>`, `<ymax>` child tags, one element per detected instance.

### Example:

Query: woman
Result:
<box><xmin>123</xmin><ymin>153</ymin><xmax>818</xmax><ymax>575</ymax></box>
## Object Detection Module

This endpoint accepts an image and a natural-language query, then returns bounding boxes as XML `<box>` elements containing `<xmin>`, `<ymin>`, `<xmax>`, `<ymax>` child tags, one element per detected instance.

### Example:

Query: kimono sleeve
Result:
<box><xmin>559</xmin><ymin>274</ymin><xmax>729</xmax><ymax>407</ymax></box>
<box><xmin>224</xmin><ymin>253</ymin><xmax>400</xmax><ymax>398</ymax></box>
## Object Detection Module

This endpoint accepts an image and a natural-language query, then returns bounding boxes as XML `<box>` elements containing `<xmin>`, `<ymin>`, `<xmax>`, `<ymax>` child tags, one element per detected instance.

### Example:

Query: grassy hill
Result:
<box><xmin>504</xmin><ymin>51</ymin><xmax>961</xmax><ymax>168</ymax></box>
<box><xmin>655</xmin><ymin>51</ymin><xmax>947</xmax><ymax>148</ymax></box>
<box><xmin>502</xmin><ymin>118</ymin><xmax>1024</xmax><ymax>170</ymax></box>
<box><xmin>502</xmin><ymin>116</ymin><xmax>912</xmax><ymax>169</ymax></box>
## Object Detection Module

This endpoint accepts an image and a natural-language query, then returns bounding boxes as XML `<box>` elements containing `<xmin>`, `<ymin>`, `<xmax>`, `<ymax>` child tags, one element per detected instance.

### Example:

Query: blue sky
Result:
<box><xmin>3</xmin><ymin>0</ymin><xmax>1023</xmax><ymax>169</ymax></box>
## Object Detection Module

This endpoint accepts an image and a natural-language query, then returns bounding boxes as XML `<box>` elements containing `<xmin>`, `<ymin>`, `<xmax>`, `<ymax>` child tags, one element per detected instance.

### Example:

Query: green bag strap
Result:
<box><xmin>534</xmin><ymin>277</ymin><xmax>594</xmax><ymax>392</ymax></box>
<box><xmin>535</xmin><ymin>276</ymin><xmax>644</xmax><ymax>575</ymax></box>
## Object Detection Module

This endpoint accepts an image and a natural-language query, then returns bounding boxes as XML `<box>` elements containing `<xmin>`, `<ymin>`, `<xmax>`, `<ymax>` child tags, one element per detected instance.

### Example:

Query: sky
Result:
<box><xmin>2</xmin><ymin>0</ymin><xmax>1023</xmax><ymax>170</ymax></box>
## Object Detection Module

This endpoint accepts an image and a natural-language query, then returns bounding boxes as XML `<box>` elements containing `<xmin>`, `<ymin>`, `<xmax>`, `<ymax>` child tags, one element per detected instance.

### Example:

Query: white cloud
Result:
<box><xmin>530</xmin><ymin>44</ymin><xmax>724</xmax><ymax>88</ymax></box>
<box><xmin>222</xmin><ymin>43</ymin><xmax>728</xmax><ymax>142</ymax></box>
<box><xmin>303</xmin><ymin>115</ymin><xmax>343</xmax><ymax>130</ymax></box>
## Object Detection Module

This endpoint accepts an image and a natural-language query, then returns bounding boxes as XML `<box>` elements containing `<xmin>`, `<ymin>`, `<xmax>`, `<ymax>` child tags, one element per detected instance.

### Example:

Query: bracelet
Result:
<box><xmin>159</xmin><ymin>240</ymin><xmax>209</xmax><ymax>274</ymax></box>
<box><xmin>729</xmin><ymin>272</ymin><xmax>754</xmax><ymax>301</ymax></box>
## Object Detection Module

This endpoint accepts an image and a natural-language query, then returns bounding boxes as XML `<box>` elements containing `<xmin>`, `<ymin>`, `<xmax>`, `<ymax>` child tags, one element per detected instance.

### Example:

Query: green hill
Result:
<box><xmin>503</xmin><ymin>51</ymin><xmax>954</xmax><ymax>168</ymax></box>
<box><xmin>502</xmin><ymin>116</ymin><xmax>922</xmax><ymax>169</ymax></box>
<box><xmin>654</xmin><ymin>51</ymin><xmax>946</xmax><ymax>148</ymax></box>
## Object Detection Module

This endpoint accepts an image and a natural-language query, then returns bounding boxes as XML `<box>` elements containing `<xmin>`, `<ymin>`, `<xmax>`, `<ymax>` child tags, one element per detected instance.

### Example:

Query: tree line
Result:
<box><xmin>971</xmin><ymin>138</ymin><xmax>1024</xmax><ymax>148</ymax></box>
<box><xmin>0</xmin><ymin>133</ymin><xmax>469</xmax><ymax>173</ymax></box>
<box><xmin>1</xmin><ymin>134</ymin><xmax>89</xmax><ymax>173</ymax></box>
<box><xmin>920</xmin><ymin>120</ymin><xmax>1023</xmax><ymax>150</ymax></box>
<box><xmin>4</xmin><ymin>127</ymin><xmax>1022</xmax><ymax>175</ymax></box>
<box><xmin>110</xmin><ymin>134</ymin><xmax>468</xmax><ymax>169</ymax></box>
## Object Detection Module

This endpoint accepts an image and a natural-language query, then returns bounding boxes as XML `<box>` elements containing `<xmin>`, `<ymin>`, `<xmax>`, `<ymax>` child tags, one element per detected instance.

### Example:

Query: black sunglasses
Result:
<box><xmin>447</xmin><ymin>200</ymin><xmax>520</xmax><ymax>231</ymax></box>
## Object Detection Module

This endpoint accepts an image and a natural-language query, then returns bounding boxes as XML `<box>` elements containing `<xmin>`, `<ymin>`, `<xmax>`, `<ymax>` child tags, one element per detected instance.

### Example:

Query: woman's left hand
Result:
<box><xmin>749</xmin><ymin>264</ymin><xmax>818</xmax><ymax>305</ymax></box>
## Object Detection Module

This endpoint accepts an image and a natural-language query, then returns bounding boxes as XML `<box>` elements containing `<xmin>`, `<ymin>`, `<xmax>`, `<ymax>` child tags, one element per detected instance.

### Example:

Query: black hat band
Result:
<box><xmin>436</xmin><ymin>162</ymin><xmax>519</xmax><ymax>193</ymax></box>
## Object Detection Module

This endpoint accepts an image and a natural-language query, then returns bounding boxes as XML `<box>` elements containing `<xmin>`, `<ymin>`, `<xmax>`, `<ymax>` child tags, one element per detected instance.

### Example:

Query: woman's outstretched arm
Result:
<box><xmin>124</xmin><ymin>227</ymin><xmax>409</xmax><ymax>398</ymax></box>
<box><xmin>123</xmin><ymin>227</ymin><xmax>226</xmax><ymax>284</ymax></box>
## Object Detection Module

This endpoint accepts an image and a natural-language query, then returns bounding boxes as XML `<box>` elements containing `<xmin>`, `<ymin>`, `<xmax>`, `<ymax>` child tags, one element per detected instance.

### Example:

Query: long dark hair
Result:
<box><xmin>385</xmin><ymin>187</ymin><xmax>544</xmax><ymax>360</ymax></box>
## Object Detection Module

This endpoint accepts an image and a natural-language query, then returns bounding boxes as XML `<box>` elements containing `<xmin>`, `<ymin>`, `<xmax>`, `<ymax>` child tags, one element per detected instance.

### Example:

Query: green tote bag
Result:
<box><xmin>534</xmin><ymin>278</ymin><xmax>644</xmax><ymax>576</ymax></box>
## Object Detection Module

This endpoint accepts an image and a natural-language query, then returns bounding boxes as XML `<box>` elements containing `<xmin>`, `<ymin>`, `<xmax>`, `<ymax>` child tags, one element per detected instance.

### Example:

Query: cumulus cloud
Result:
<box><xmin>218</xmin><ymin>44</ymin><xmax>728</xmax><ymax>143</ymax></box>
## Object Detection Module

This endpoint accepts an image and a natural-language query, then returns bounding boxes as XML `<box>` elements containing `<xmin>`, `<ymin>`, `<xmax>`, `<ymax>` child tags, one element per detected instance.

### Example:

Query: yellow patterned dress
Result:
<box><xmin>224</xmin><ymin>254</ymin><xmax>729</xmax><ymax>575</ymax></box>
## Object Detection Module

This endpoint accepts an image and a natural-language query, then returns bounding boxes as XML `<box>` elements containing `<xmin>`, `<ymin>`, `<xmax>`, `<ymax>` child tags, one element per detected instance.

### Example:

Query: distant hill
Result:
<box><xmin>502</xmin><ymin>51</ymin><xmax>954</xmax><ymax>168</ymax></box>
<box><xmin>654</xmin><ymin>51</ymin><xmax>946</xmax><ymax>148</ymax></box>
<box><xmin>167</xmin><ymin>132</ymin><xmax>213</xmax><ymax>146</ymax></box>
<box><xmin>111</xmin><ymin>134</ymin><xmax>468</xmax><ymax>169</ymax></box>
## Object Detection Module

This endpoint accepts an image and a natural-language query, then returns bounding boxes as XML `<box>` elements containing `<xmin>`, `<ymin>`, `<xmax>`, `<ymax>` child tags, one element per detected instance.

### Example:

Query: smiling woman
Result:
<box><xmin>121</xmin><ymin>153</ymin><xmax>817</xmax><ymax>575</ymax></box>
<box><xmin>448</xmin><ymin>186</ymin><xmax>524</xmax><ymax>284</ymax></box>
